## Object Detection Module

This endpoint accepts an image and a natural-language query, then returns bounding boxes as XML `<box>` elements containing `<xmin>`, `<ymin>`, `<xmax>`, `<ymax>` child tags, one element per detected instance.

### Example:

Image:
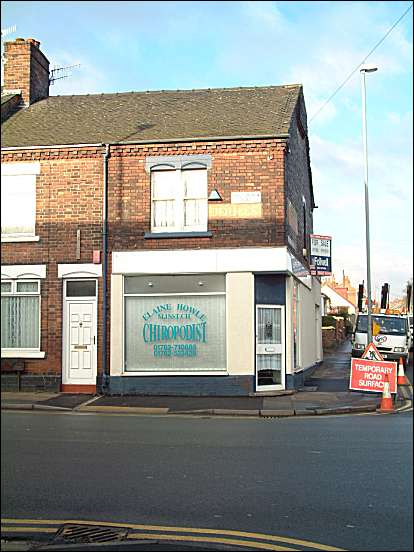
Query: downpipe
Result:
<box><xmin>101</xmin><ymin>144</ymin><xmax>110</xmax><ymax>394</ymax></box>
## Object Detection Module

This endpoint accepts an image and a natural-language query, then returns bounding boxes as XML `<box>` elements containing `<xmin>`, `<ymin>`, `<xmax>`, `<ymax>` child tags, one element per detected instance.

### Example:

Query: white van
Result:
<box><xmin>352</xmin><ymin>313</ymin><xmax>409</xmax><ymax>366</ymax></box>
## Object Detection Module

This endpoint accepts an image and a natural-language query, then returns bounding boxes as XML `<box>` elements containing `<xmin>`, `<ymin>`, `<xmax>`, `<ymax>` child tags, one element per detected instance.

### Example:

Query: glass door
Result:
<box><xmin>256</xmin><ymin>305</ymin><xmax>285</xmax><ymax>391</ymax></box>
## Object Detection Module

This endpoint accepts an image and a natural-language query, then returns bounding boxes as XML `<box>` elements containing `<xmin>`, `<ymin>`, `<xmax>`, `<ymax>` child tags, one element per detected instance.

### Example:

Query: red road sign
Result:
<box><xmin>350</xmin><ymin>358</ymin><xmax>397</xmax><ymax>393</ymax></box>
<box><xmin>361</xmin><ymin>342</ymin><xmax>384</xmax><ymax>361</ymax></box>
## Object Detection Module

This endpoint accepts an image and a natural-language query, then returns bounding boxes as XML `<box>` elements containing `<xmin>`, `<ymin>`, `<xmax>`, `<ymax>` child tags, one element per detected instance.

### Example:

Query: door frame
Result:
<box><xmin>62</xmin><ymin>279</ymin><xmax>98</xmax><ymax>386</ymax></box>
<box><xmin>255</xmin><ymin>304</ymin><xmax>285</xmax><ymax>391</ymax></box>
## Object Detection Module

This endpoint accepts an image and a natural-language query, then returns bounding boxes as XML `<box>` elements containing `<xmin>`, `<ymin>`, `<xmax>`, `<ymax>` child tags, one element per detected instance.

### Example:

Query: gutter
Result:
<box><xmin>101</xmin><ymin>144</ymin><xmax>110</xmax><ymax>393</ymax></box>
<box><xmin>1</xmin><ymin>133</ymin><xmax>289</xmax><ymax>151</ymax></box>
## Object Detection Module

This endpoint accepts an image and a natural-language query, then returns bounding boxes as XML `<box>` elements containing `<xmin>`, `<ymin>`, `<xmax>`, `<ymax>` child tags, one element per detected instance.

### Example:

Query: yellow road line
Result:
<box><xmin>1</xmin><ymin>527</ymin><xmax>56</xmax><ymax>533</ymax></box>
<box><xmin>1</xmin><ymin>519</ymin><xmax>344</xmax><ymax>551</ymax></box>
<box><xmin>128</xmin><ymin>532</ymin><xmax>296</xmax><ymax>550</ymax></box>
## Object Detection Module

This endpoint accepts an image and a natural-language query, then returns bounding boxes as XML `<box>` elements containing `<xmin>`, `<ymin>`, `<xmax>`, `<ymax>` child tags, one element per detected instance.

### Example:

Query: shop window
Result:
<box><xmin>151</xmin><ymin>168</ymin><xmax>208</xmax><ymax>233</ymax></box>
<box><xmin>124</xmin><ymin>274</ymin><xmax>226</xmax><ymax>372</ymax></box>
<box><xmin>293</xmin><ymin>281</ymin><xmax>300</xmax><ymax>369</ymax></box>
<box><xmin>1</xmin><ymin>279</ymin><xmax>41</xmax><ymax>350</ymax></box>
<box><xmin>302</xmin><ymin>196</ymin><xmax>308</xmax><ymax>256</ymax></box>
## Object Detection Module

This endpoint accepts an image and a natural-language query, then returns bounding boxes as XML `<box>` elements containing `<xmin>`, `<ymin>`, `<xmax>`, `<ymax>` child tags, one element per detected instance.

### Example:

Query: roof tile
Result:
<box><xmin>1</xmin><ymin>84</ymin><xmax>302</xmax><ymax>147</ymax></box>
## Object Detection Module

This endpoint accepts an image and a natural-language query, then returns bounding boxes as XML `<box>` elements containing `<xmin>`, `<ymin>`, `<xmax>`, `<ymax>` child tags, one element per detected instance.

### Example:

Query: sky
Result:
<box><xmin>1</xmin><ymin>0</ymin><xmax>413</xmax><ymax>300</ymax></box>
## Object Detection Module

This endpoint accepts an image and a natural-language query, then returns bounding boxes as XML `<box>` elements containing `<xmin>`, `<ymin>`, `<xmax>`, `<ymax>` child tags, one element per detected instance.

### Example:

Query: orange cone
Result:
<box><xmin>397</xmin><ymin>357</ymin><xmax>409</xmax><ymax>386</ymax></box>
<box><xmin>378</xmin><ymin>374</ymin><xmax>394</xmax><ymax>413</ymax></box>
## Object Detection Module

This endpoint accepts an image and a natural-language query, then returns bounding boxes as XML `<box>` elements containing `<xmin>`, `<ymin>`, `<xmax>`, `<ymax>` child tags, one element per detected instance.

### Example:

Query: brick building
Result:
<box><xmin>1</xmin><ymin>38</ymin><xmax>322</xmax><ymax>395</ymax></box>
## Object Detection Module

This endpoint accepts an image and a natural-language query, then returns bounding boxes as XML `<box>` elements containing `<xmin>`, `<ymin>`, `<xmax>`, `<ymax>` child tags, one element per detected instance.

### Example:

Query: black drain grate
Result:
<box><xmin>54</xmin><ymin>524</ymin><xmax>129</xmax><ymax>544</ymax></box>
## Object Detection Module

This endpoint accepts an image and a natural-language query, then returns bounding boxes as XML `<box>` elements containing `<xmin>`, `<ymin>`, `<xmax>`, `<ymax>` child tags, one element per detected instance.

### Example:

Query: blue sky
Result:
<box><xmin>2</xmin><ymin>1</ymin><xmax>413</xmax><ymax>300</ymax></box>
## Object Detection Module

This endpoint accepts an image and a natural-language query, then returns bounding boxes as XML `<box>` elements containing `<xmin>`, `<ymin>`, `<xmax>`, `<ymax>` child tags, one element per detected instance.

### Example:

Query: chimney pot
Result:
<box><xmin>28</xmin><ymin>38</ymin><xmax>40</xmax><ymax>48</ymax></box>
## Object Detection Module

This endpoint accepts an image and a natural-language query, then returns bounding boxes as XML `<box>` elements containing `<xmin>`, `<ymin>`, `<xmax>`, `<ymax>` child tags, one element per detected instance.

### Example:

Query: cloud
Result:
<box><xmin>332</xmin><ymin>242</ymin><xmax>413</xmax><ymax>299</ymax></box>
<box><xmin>241</xmin><ymin>0</ymin><xmax>285</xmax><ymax>31</ymax></box>
<box><xmin>48</xmin><ymin>50</ymin><xmax>111</xmax><ymax>95</ymax></box>
<box><xmin>311</xmin><ymin>125</ymin><xmax>413</xmax><ymax>299</ymax></box>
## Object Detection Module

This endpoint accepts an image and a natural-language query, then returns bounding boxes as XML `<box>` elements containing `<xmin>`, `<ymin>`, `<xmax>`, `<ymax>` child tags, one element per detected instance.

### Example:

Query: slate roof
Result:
<box><xmin>1</xmin><ymin>93</ymin><xmax>19</xmax><ymax>106</ymax></box>
<box><xmin>1</xmin><ymin>84</ymin><xmax>302</xmax><ymax>147</ymax></box>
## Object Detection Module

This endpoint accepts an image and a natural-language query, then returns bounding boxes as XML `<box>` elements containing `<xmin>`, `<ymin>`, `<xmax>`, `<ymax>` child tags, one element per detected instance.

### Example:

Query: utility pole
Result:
<box><xmin>360</xmin><ymin>64</ymin><xmax>378</xmax><ymax>345</ymax></box>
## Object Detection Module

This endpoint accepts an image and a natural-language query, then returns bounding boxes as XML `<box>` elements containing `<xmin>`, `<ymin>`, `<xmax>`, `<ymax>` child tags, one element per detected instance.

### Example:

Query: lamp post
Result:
<box><xmin>360</xmin><ymin>63</ymin><xmax>378</xmax><ymax>345</ymax></box>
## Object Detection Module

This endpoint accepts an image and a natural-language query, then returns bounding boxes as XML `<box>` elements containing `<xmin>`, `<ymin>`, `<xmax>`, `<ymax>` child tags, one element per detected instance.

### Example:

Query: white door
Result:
<box><xmin>66</xmin><ymin>301</ymin><xmax>96</xmax><ymax>384</ymax></box>
<box><xmin>256</xmin><ymin>305</ymin><xmax>285</xmax><ymax>391</ymax></box>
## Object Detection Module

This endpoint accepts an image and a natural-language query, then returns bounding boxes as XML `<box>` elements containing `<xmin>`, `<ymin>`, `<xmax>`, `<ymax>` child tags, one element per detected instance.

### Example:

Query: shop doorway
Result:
<box><xmin>256</xmin><ymin>305</ymin><xmax>285</xmax><ymax>391</ymax></box>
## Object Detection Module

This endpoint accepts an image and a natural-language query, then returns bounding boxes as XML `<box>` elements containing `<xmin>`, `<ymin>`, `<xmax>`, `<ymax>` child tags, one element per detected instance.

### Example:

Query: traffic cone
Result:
<box><xmin>397</xmin><ymin>357</ymin><xmax>409</xmax><ymax>386</ymax></box>
<box><xmin>378</xmin><ymin>374</ymin><xmax>394</xmax><ymax>413</ymax></box>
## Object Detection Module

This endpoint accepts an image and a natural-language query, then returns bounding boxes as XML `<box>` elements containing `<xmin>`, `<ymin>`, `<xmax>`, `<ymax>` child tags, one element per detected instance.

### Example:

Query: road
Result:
<box><xmin>1</xmin><ymin>408</ymin><xmax>412</xmax><ymax>551</ymax></box>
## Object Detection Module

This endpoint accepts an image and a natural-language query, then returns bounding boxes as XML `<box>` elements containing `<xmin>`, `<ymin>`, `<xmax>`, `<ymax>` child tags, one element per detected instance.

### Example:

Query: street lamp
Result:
<box><xmin>360</xmin><ymin>63</ymin><xmax>378</xmax><ymax>345</ymax></box>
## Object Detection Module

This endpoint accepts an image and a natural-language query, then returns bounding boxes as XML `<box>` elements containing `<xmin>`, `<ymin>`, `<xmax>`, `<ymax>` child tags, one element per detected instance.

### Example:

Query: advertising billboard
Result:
<box><xmin>310</xmin><ymin>234</ymin><xmax>332</xmax><ymax>276</ymax></box>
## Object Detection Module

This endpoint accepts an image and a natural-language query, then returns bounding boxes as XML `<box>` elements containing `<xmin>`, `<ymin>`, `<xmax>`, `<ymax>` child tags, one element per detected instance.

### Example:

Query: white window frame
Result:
<box><xmin>1</xmin><ymin>162</ymin><xmax>40</xmax><ymax>242</ymax></box>
<box><xmin>151</xmin><ymin>166</ymin><xmax>208</xmax><ymax>233</ymax></box>
<box><xmin>1</xmin><ymin>278</ymin><xmax>45</xmax><ymax>358</ymax></box>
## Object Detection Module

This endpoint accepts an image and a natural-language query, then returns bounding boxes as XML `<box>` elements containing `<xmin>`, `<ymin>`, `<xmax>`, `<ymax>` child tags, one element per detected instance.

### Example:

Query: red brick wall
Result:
<box><xmin>3</xmin><ymin>38</ymin><xmax>49</xmax><ymax>106</ymax></box>
<box><xmin>108</xmin><ymin>139</ymin><xmax>287</xmax><ymax>249</ymax></box>
<box><xmin>1</xmin><ymin>149</ymin><xmax>103</xmax><ymax>376</ymax></box>
<box><xmin>2</xmin><ymin>136</ymin><xmax>313</xmax><ymax>378</ymax></box>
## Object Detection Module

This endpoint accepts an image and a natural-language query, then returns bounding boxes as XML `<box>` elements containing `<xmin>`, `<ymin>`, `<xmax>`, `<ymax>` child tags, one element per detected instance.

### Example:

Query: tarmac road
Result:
<box><xmin>1</xmin><ymin>409</ymin><xmax>412</xmax><ymax>551</ymax></box>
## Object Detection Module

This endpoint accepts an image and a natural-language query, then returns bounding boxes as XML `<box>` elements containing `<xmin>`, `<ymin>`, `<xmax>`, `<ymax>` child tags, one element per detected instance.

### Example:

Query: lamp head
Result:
<box><xmin>360</xmin><ymin>64</ymin><xmax>378</xmax><ymax>73</ymax></box>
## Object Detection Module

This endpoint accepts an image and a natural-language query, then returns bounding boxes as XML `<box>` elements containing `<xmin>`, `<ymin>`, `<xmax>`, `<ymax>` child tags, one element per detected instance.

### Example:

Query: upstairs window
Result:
<box><xmin>1</xmin><ymin>162</ymin><xmax>40</xmax><ymax>241</ymax></box>
<box><xmin>151</xmin><ymin>168</ymin><xmax>207</xmax><ymax>233</ymax></box>
<box><xmin>287</xmin><ymin>199</ymin><xmax>298</xmax><ymax>234</ymax></box>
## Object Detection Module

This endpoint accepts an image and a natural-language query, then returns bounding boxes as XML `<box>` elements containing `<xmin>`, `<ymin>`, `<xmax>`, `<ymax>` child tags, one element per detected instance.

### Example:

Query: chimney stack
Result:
<box><xmin>3</xmin><ymin>38</ymin><xmax>50</xmax><ymax>106</ymax></box>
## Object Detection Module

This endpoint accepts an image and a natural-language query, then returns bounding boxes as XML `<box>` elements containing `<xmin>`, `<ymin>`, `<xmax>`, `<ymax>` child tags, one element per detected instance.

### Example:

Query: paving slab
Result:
<box><xmin>1</xmin><ymin>340</ymin><xmax>409</xmax><ymax>417</ymax></box>
<box><xmin>37</xmin><ymin>394</ymin><xmax>94</xmax><ymax>409</ymax></box>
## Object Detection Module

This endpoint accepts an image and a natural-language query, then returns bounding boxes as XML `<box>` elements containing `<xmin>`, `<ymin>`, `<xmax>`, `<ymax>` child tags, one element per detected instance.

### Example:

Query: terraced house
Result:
<box><xmin>1</xmin><ymin>37</ymin><xmax>322</xmax><ymax>396</ymax></box>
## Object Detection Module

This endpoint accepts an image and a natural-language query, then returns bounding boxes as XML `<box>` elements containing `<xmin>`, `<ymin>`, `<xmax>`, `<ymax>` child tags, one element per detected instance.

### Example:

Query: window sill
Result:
<box><xmin>1</xmin><ymin>235</ymin><xmax>40</xmax><ymax>243</ymax></box>
<box><xmin>144</xmin><ymin>231</ymin><xmax>213</xmax><ymax>239</ymax></box>
<box><xmin>1</xmin><ymin>350</ymin><xmax>46</xmax><ymax>359</ymax></box>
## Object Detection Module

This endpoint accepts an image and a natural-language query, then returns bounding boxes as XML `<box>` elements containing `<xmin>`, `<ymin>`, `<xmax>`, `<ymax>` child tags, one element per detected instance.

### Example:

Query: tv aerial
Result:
<box><xmin>1</xmin><ymin>25</ymin><xmax>17</xmax><ymax>80</ymax></box>
<box><xmin>49</xmin><ymin>63</ymin><xmax>81</xmax><ymax>85</ymax></box>
<box><xmin>1</xmin><ymin>25</ymin><xmax>17</xmax><ymax>38</ymax></box>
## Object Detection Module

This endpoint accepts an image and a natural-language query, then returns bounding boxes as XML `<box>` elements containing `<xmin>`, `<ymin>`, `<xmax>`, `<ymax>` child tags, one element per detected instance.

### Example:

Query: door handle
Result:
<box><xmin>93</xmin><ymin>336</ymin><xmax>96</xmax><ymax>345</ymax></box>
<box><xmin>265</xmin><ymin>347</ymin><xmax>275</xmax><ymax>352</ymax></box>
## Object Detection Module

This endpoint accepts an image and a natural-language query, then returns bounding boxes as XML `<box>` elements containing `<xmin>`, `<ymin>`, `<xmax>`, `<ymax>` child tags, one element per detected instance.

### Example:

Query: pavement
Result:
<box><xmin>2</xmin><ymin>340</ymin><xmax>412</xmax><ymax>417</ymax></box>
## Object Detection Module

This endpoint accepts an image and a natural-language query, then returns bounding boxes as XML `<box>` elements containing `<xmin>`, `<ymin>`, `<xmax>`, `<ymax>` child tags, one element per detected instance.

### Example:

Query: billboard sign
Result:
<box><xmin>310</xmin><ymin>234</ymin><xmax>332</xmax><ymax>276</ymax></box>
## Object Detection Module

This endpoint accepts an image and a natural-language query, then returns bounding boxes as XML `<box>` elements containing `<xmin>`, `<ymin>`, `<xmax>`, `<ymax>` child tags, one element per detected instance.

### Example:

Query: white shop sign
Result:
<box><xmin>231</xmin><ymin>192</ymin><xmax>261</xmax><ymax>204</ymax></box>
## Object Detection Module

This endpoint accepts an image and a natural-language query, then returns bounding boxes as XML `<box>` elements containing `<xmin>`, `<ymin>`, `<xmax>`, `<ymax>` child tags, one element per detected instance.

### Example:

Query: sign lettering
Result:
<box><xmin>141</xmin><ymin>303</ymin><xmax>207</xmax><ymax>358</ymax></box>
<box><xmin>349</xmin><ymin>358</ymin><xmax>397</xmax><ymax>393</ymax></box>
<box><xmin>310</xmin><ymin>234</ymin><xmax>332</xmax><ymax>275</ymax></box>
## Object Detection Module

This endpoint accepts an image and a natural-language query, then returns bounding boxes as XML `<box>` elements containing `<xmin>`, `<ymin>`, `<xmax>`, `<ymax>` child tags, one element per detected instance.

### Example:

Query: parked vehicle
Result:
<box><xmin>352</xmin><ymin>313</ymin><xmax>409</xmax><ymax>366</ymax></box>
<box><xmin>408</xmin><ymin>314</ymin><xmax>413</xmax><ymax>352</ymax></box>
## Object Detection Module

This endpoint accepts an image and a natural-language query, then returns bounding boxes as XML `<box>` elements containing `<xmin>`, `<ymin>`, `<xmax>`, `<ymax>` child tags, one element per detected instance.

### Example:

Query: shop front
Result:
<box><xmin>123</xmin><ymin>274</ymin><xmax>226</xmax><ymax>375</ymax></box>
<box><xmin>108</xmin><ymin>248</ymin><xmax>321</xmax><ymax>396</ymax></box>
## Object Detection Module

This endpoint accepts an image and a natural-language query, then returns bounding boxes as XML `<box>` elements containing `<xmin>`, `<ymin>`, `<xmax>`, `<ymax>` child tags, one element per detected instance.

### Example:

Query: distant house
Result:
<box><xmin>321</xmin><ymin>284</ymin><xmax>356</xmax><ymax>316</ymax></box>
<box><xmin>323</xmin><ymin>273</ymin><xmax>357</xmax><ymax>307</ymax></box>
<box><xmin>1</xmin><ymin>37</ymin><xmax>322</xmax><ymax>395</ymax></box>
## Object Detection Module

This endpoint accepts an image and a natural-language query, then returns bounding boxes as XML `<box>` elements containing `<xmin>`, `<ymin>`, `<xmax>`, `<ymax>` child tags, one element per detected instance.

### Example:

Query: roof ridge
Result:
<box><xmin>2</xmin><ymin>83</ymin><xmax>304</xmax><ymax>147</ymax></box>
<box><xmin>48</xmin><ymin>83</ymin><xmax>303</xmax><ymax>99</ymax></box>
